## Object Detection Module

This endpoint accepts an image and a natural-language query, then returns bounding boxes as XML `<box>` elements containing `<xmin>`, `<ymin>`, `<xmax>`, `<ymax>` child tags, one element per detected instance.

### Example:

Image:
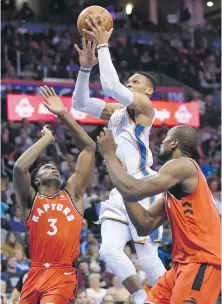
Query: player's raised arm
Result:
<box><xmin>40</xmin><ymin>86</ymin><xmax>96</xmax><ymax>215</ymax></box>
<box><xmin>83</xmin><ymin>16</ymin><xmax>153</xmax><ymax>119</ymax></box>
<box><xmin>97</xmin><ymin>128</ymin><xmax>197</xmax><ymax>201</ymax></box>
<box><xmin>72</xmin><ymin>37</ymin><xmax>123</xmax><ymax>120</ymax></box>
<box><xmin>13</xmin><ymin>125</ymin><xmax>55</xmax><ymax>214</ymax></box>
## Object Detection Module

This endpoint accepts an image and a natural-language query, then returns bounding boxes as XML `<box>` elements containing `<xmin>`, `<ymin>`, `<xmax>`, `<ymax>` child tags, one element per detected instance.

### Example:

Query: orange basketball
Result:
<box><xmin>77</xmin><ymin>6</ymin><xmax>113</xmax><ymax>40</ymax></box>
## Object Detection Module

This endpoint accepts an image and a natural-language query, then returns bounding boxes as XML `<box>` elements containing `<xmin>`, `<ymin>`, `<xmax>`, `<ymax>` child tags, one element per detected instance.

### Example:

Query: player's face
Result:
<box><xmin>36</xmin><ymin>164</ymin><xmax>61</xmax><ymax>185</ymax></box>
<box><xmin>158</xmin><ymin>130</ymin><xmax>178</xmax><ymax>162</ymax></box>
<box><xmin>126</xmin><ymin>74</ymin><xmax>153</xmax><ymax>95</ymax></box>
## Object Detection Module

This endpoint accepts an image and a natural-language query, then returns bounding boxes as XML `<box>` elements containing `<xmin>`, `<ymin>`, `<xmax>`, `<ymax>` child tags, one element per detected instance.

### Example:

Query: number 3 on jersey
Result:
<box><xmin>47</xmin><ymin>218</ymin><xmax>58</xmax><ymax>236</ymax></box>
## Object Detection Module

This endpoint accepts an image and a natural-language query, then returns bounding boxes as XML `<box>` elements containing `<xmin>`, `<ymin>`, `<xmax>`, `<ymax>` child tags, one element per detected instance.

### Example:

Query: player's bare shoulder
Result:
<box><xmin>160</xmin><ymin>158</ymin><xmax>197</xmax><ymax>176</ymax></box>
<box><xmin>160</xmin><ymin>158</ymin><xmax>198</xmax><ymax>193</ymax></box>
<box><xmin>132</xmin><ymin>92</ymin><xmax>153</xmax><ymax>113</ymax></box>
<box><xmin>130</xmin><ymin>92</ymin><xmax>153</xmax><ymax>126</ymax></box>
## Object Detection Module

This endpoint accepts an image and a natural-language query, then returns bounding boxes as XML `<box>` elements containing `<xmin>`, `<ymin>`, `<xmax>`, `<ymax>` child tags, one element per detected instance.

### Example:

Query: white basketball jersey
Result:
<box><xmin>108</xmin><ymin>107</ymin><xmax>154</xmax><ymax>177</ymax></box>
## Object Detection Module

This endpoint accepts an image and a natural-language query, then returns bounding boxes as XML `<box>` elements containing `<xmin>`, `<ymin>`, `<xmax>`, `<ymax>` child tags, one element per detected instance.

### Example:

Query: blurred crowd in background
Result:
<box><xmin>2</xmin><ymin>20</ymin><xmax>221</xmax><ymax>93</ymax></box>
<box><xmin>1</xmin><ymin>0</ymin><xmax>221</xmax><ymax>93</ymax></box>
<box><xmin>1</xmin><ymin>0</ymin><xmax>221</xmax><ymax>303</ymax></box>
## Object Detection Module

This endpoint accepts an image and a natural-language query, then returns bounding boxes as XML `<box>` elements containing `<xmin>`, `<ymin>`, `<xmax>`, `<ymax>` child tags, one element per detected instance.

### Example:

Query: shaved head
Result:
<box><xmin>158</xmin><ymin>125</ymin><xmax>198</xmax><ymax>162</ymax></box>
<box><xmin>169</xmin><ymin>125</ymin><xmax>198</xmax><ymax>156</ymax></box>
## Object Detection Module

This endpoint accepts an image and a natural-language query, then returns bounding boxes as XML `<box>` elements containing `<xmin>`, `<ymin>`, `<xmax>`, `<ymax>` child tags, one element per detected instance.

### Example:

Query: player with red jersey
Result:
<box><xmin>13</xmin><ymin>86</ymin><xmax>96</xmax><ymax>304</ymax></box>
<box><xmin>97</xmin><ymin>125</ymin><xmax>221</xmax><ymax>303</ymax></box>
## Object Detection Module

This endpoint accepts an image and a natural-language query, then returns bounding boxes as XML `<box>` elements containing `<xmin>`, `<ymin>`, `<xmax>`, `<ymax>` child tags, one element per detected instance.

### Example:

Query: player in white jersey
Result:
<box><xmin>72</xmin><ymin>17</ymin><xmax>166</xmax><ymax>304</ymax></box>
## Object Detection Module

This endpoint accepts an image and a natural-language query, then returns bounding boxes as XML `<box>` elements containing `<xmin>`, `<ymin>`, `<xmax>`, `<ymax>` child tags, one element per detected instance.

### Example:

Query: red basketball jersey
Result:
<box><xmin>165</xmin><ymin>159</ymin><xmax>221</xmax><ymax>266</ymax></box>
<box><xmin>25</xmin><ymin>190</ymin><xmax>82</xmax><ymax>265</ymax></box>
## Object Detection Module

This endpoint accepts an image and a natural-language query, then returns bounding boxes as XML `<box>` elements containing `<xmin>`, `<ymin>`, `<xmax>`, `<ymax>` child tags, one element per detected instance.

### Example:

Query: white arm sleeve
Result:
<box><xmin>98</xmin><ymin>47</ymin><xmax>133</xmax><ymax>106</ymax></box>
<box><xmin>72</xmin><ymin>70</ymin><xmax>106</xmax><ymax>118</ymax></box>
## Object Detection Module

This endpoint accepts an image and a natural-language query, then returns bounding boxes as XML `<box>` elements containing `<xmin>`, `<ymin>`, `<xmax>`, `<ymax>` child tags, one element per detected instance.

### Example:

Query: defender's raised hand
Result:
<box><xmin>97</xmin><ymin>127</ymin><xmax>116</xmax><ymax>157</ymax></box>
<box><xmin>41</xmin><ymin>125</ymin><xmax>55</xmax><ymax>144</ymax></box>
<box><xmin>83</xmin><ymin>15</ymin><xmax>113</xmax><ymax>45</ymax></box>
<box><xmin>40</xmin><ymin>86</ymin><xmax>65</xmax><ymax>115</ymax></box>
<box><xmin>74</xmin><ymin>37</ymin><xmax>98</xmax><ymax>68</ymax></box>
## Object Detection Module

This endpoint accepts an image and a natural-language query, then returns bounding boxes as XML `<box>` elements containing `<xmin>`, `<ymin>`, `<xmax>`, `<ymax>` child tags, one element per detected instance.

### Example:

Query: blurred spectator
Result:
<box><xmin>84</xmin><ymin>196</ymin><xmax>101</xmax><ymax>229</ymax></box>
<box><xmin>14</xmin><ymin>249</ymin><xmax>30</xmax><ymax>273</ymax></box>
<box><xmin>102</xmin><ymin>294</ymin><xmax>116</xmax><ymax>304</ymax></box>
<box><xmin>199</xmin><ymin>158</ymin><xmax>215</xmax><ymax>179</ymax></box>
<box><xmin>86</xmin><ymin>273</ymin><xmax>107</xmax><ymax>304</ymax></box>
<box><xmin>1</xmin><ymin>202</ymin><xmax>9</xmax><ymax>219</ymax></box>
<box><xmin>8</xmin><ymin>271</ymin><xmax>28</xmax><ymax>304</ymax></box>
<box><xmin>15</xmin><ymin>129</ymin><xmax>33</xmax><ymax>150</ymax></box>
<box><xmin>83</xmin><ymin>245</ymin><xmax>105</xmax><ymax>274</ymax></box>
<box><xmin>1</xmin><ymin>173</ymin><xmax>15</xmax><ymax>207</ymax></box>
<box><xmin>76</xmin><ymin>289</ymin><xmax>90</xmax><ymax>304</ymax></box>
<box><xmin>3</xmin><ymin>61</ymin><xmax>17</xmax><ymax>79</ymax></box>
<box><xmin>1</xmin><ymin>232</ymin><xmax>25</xmax><ymax>258</ymax></box>
<box><xmin>81</xmin><ymin>233</ymin><xmax>100</xmax><ymax>256</ymax></box>
<box><xmin>78</xmin><ymin>261</ymin><xmax>90</xmax><ymax>289</ymax></box>
<box><xmin>48</xmin><ymin>0</ymin><xmax>66</xmax><ymax>16</ymax></box>
<box><xmin>1</xmin><ymin>280</ymin><xmax>7</xmax><ymax>304</ymax></box>
<box><xmin>203</xmin><ymin>95</ymin><xmax>219</xmax><ymax>127</ymax></box>
<box><xmin>9</xmin><ymin>206</ymin><xmax>26</xmax><ymax>233</ymax></box>
<box><xmin>2</xmin><ymin>129</ymin><xmax>14</xmax><ymax>159</ymax></box>
<box><xmin>108</xmin><ymin>276</ymin><xmax>130</xmax><ymax>302</ymax></box>
<box><xmin>81</xmin><ymin>219</ymin><xmax>92</xmax><ymax>243</ymax></box>
<box><xmin>62</xmin><ymin>154</ymin><xmax>76</xmax><ymax>181</ymax></box>
<box><xmin>99</xmin><ymin>175</ymin><xmax>112</xmax><ymax>192</ymax></box>
<box><xmin>190</xmin><ymin>91</ymin><xmax>205</xmax><ymax>122</ymax></box>
<box><xmin>3</xmin><ymin>256</ymin><xmax>21</xmax><ymax>294</ymax></box>
<box><xmin>208</xmin><ymin>178</ymin><xmax>221</xmax><ymax>217</ymax></box>
<box><xmin>17</xmin><ymin>2</ymin><xmax>34</xmax><ymax>21</ymax></box>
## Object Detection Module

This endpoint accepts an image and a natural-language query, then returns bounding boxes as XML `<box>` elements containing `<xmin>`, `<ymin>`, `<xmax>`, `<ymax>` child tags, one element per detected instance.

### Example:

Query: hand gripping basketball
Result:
<box><xmin>83</xmin><ymin>15</ymin><xmax>113</xmax><ymax>45</ymax></box>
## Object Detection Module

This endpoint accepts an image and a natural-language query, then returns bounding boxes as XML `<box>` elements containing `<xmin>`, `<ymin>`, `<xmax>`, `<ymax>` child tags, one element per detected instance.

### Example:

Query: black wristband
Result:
<box><xmin>80</xmin><ymin>67</ymin><xmax>92</xmax><ymax>73</ymax></box>
<box><xmin>97</xmin><ymin>45</ymin><xmax>109</xmax><ymax>51</ymax></box>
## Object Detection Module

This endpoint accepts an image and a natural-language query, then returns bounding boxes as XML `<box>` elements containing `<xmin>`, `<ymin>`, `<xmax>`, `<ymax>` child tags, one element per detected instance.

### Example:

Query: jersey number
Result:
<box><xmin>47</xmin><ymin>218</ymin><xmax>58</xmax><ymax>236</ymax></box>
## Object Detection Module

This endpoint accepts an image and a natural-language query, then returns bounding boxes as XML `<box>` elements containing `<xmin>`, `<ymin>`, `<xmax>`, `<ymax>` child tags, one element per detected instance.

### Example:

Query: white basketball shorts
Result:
<box><xmin>98</xmin><ymin>187</ymin><xmax>163</xmax><ymax>243</ymax></box>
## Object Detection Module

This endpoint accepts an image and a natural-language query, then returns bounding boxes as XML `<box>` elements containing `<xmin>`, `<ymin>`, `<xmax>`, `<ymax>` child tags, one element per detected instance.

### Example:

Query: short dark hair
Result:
<box><xmin>30</xmin><ymin>163</ymin><xmax>47</xmax><ymax>192</ymax></box>
<box><xmin>170</xmin><ymin>125</ymin><xmax>198</xmax><ymax>157</ymax></box>
<box><xmin>135</xmin><ymin>71</ymin><xmax>156</xmax><ymax>92</ymax></box>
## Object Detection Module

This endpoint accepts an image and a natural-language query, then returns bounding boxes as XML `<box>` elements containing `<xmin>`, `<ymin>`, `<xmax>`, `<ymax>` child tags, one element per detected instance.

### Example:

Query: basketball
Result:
<box><xmin>77</xmin><ymin>6</ymin><xmax>113</xmax><ymax>39</ymax></box>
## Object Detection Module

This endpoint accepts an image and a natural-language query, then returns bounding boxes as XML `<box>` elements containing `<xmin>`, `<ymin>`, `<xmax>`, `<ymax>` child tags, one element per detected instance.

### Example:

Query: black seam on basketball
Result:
<box><xmin>78</xmin><ymin>7</ymin><xmax>113</xmax><ymax>34</ymax></box>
